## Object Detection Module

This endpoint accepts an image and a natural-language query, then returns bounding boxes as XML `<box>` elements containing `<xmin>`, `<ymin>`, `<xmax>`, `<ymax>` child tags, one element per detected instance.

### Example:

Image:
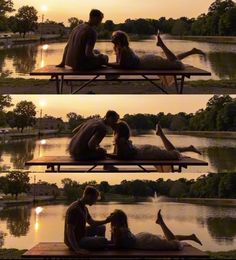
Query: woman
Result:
<box><xmin>113</xmin><ymin>121</ymin><xmax>201</xmax><ymax>160</ymax></box>
<box><xmin>110</xmin><ymin>209</ymin><xmax>202</xmax><ymax>250</ymax></box>
<box><xmin>109</xmin><ymin>31</ymin><xmax>205</xmax><ymax>70</ymax></box>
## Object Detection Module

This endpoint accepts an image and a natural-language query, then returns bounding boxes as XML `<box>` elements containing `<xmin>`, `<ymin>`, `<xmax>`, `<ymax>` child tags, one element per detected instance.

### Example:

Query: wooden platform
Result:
<box><xmin>25</xmin><ymin>156</ymin><xmax>208</xmax><ymax>173</ymax></box>
<box><xmin>22</xmin><ymin>242</ymin><xmax>209</xmax><ymax>259</ymax></box>
<box><xmin>30</xmin><ymin>65</ymin><xmax>211</xmax><ymax>94</ymax></box>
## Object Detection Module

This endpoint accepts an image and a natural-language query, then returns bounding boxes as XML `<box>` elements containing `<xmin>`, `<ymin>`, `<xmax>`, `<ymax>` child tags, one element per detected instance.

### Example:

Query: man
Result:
<box><xmin>64</xmin><ymin>186</ymin><xmax>112</xmax><ymax>254</ymax></box>
<box><xmin>68</xmin><ymin>110</ymin><xmax>119</xmax><ymax>161</ymax></box>
<box><xmin>57</xmin><ymin>9</ymin><xmax>108</xmax><ymax>70</ymax></box>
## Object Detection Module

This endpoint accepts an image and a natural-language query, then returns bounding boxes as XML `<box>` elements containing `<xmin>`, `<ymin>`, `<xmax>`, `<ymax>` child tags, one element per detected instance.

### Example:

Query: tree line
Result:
<box><xmin>1</xmin><ymin>171</ymin><xmax>236</xmax><ymax>201</ymax></box>
<box><xmin>0</xmin><ymin>95</ymin><xmax>235</xmax><ymax>132</ymax></box>
<box><xmin>1</xmin><ymin>0</ymin><xmax>236</xmax><ymax>37</ymax></box>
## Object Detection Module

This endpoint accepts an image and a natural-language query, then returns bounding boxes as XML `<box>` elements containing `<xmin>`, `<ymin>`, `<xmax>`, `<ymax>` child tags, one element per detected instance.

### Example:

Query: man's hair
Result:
<box><xmin>90</xmin><ymin>9</ymin><xmax>104</xmax><ymax>19</ymax></box>
<box><xmin>105</xmin><ymin>110</ymin><xmax>120</xmax><ymax>122</ymax></box>
<box><xmin>84</xmin><ymin>186</ymin><xmax>100</xmax><ymax>197</ymax></box>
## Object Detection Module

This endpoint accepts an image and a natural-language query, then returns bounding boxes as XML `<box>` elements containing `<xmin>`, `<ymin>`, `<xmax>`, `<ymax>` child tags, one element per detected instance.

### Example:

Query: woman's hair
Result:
<box><xmin>111</xmin><ymin>209</ymin><xmax>129</xmax><ymax>228</ymax></box>
<box><xmin>111</xmin><ymin>31</ymin><xmax>129</xmax><ymax>47</ymax></box>
<box><xmin>114</xmin><ymin>121</ymin><xmax>131</xmax><ymax>141</ymax></box>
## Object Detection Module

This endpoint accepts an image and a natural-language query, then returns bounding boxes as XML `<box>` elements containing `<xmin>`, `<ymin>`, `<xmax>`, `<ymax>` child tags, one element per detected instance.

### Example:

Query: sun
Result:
<box><xmin>41</xmin><ymin>5</ymin><xmax>48</xmax><ymax>13</ymax></box>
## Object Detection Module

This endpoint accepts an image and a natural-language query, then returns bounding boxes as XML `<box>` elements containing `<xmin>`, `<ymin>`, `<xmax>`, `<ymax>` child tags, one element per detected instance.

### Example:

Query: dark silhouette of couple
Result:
<box><xmin>68</xmin><ymin>111</ymin><xmax>201</xmax><ymax>170</ymax></box>
<box><xmin>57</xmin><ymin>9</ymin><xmax>205</xmax><ymax>77</ymax></box>
<box><xmin>64</xmin><ymin>186</ymin><xmax>202</xmax><ymax>255</ymax></box>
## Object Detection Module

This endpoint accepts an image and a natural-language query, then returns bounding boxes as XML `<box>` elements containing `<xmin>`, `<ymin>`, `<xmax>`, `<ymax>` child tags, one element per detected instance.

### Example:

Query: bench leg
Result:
<box><xmin>87</xmin><ymin>165</ymin><xmax>98</xmax><ymax>172</ymax></box>
<box><xmin>138</xmin><ymin>165</ymin><xmax>150</xmax><ymax>172</ymax></box>
<box><xmin>174</xmin><ymin>76</ymin><xmax>185</xmax><ymax>94</ymax></box>
<box><xmin>60</xmin><ymin>75</ymin><xmax>64</xmax><ymax>94</ymax></box>
<box><xmin>179</xmin><ymin>75</ymin><xmax>185</xmax><ymax>94</ymax></box>
<box><xmin>72</xmin><ymin>75</ymin><xmax>100</xmax><ymax>94</ymax></box>
<box><xmin>55</xmin><ymin>76</ymin><xmax>60</xmax><ymax>94</ymax></box>
<box><xmin>142</xmin><ymin>75</ymin><xmax>168</xmax><ymax>94</ymax></box>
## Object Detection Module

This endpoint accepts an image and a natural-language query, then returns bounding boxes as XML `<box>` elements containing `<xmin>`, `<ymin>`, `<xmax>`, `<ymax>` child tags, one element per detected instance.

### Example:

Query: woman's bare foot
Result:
<box><xmin>190</xmin><ymin>234</ymin><xmax>202</xmax><ymax>246</ymax></box>
<box><xmin>192</xmin><ymin>48</ymin><xmax>206</xmax><ymax>57</ymax></box>
<box><xmin>156</xmin><ymin>34</ymin><xmax>164</xmax><ymax>47</ymax></box>
<box><xmin>189</xmin><ymin>145</ymin><xmax>202</xmax><ymax>155</ymax></box>
<box><xmin>156</xmin><ymin>209</ymin><xmax>163</xmax><ymax>225</ymax></box>
<box><xmin>156</xmin><ymin>123</ymin><xmax>164</xmax><ymax>136</ymax></box>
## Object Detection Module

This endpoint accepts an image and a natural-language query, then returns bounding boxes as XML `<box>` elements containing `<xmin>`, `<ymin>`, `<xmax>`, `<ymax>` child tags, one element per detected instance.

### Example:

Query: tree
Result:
<box><xmin>0</xmin><ymin>95</ymin><xmax>12</xmax><ymax>111</ymax></box>
<box><xmin>104</xmin><ymin>20</ymin><xmax>115</xmax><ymax>31</ymax></box>
<box><xmin>3</xmin><ymin>171</ymin><xmax>30</xmax><ymax>199</ymax></box>
<box><xmin>13</xmin><ymin>100</ymin><xmax>36</xmax><ymax>132</ymax></box>
<box><xmin>99</xmin><ymin>181</ymin><xmax>110</xmax><ymax>193</ymax></box>
<box><xmin>15</xmin><ymin>6</ymin><xmax>38</xmax><ymax>37</ymax></box>
<box><xmin>68</xmin><ymin>17</ymin><xmax>82</xmax><ymax>30</ymax></box>
<box><xmin>208</xmin><ymin>0</ymin><xmax>235</xmax><ymax>16</ymax></box>
<box><xmin>219</xmin><ymin>7</ymin><xmax>236</xmax><ymax>35</ymax></box>
<box><xmin>0</xmin><ymin>0</ymin><xmax>14</xmax><ymax>16</ymax></box>
<box><xmin>61</xmin><ymin>178</ymin><xmax>81</xmax><ymax>201</ymax></box>
<box><xmin>67</xmin><ymin>112</ymin><xmax>84</xmax><ymax>131</ymax></box>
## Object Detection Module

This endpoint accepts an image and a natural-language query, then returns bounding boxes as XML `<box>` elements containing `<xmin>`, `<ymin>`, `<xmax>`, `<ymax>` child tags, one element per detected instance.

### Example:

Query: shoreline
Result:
<box><xmin>169</xmin><ymin>35</ymin><xmax>236</xmax><ymax>44</ymax></box>
<box><xmin>0</xmin><ymin>78</ymin><xmax>236</xmax><ymax>94</ymax></box>
<box><xmin>1</xmin><ymin>130</ymin><xmax>236</xmax><ymax>141</ymax></box>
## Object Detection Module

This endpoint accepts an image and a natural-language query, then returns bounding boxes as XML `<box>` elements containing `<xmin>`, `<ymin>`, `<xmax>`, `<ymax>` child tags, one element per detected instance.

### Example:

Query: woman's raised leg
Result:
<box><xmin>177</xmin><ymin>48</ymin><xmax>206</xmax><ymax>61</ymax></box>
<box><xmin>156</xmin><ymin>210</ymin><xmax>202</xmax><ymax>245</ymax></box>
<box><xmin>156</xmin><ymin>34</ymin><xmax>178</xmax><ymax>62</ymax></box>
<box><xmin>156</xmin><ymin>124</ymin><xmax>176</xmax><ymax>151</ymax></box>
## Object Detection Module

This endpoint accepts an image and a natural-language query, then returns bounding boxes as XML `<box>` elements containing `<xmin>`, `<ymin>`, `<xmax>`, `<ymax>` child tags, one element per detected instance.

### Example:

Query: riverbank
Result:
<box><xmin>0</xmin><ymin>78</ymin><xmax>236</xmax><ymax>94</ymax></box>
<box><xmin>169</xmin><ymin>131</ymin><xmax>236</xmax><ymax>139</ymax></box>
<box><xmin>0</xmin><ymin>248</ymin><xmax>235</xmax><ymax>259</ymax></box>
<box><xmin>170</xmin><ymin>35</ymin><xmax>236</xmax><ymax>44</ymax></box>
<box><xmin>175</xmin><ymin>198</ymin><xmax>236</xmax><ymax>207</ymax></box>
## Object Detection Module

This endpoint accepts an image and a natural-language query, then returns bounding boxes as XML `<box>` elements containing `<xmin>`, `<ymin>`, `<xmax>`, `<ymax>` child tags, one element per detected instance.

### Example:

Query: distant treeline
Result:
<box><xmin>93</xmin><ymin>0</ymin><xmax>236</xmax><ymax>38</ymax></box>
<box><xmin>66</xmin><ymin>95</ymin><xmax>236</xmax><ymax>132</ymax></box>
<box><xmin>1</xmin><ymin>0</ymin><xmax>236</xmax><ymax>38</ymax></box>
<box><xmin>60</xmin><ymin>172</ymin><xmax>236</xmax><ymax>201</ymax></box>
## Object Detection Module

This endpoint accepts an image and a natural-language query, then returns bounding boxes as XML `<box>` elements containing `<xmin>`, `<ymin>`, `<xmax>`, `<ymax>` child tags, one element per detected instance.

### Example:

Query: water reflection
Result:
<box><xmin>1</xmin><ymin>40</ymin><xmax>236</xmax><ymax>79</ymax></box>
<box><xmin>208</xmin><ymin>52</ymin><xmax>236</xmax><ymax>79</ymax></box>
<box><xmin>0</xmin><ymin>203</ymin><xmax>236</xmax><ymax>251</ymax></box>
<box><xmin>0</xmin><ymin>206</ymin><xmax>31</xmax><ymax>237</ymax></box>
<box><xmin>1</xmin><ymin>136</ymin><xmax>236</xmax><ymax>174</ymax></box>
<box><xmin>207</xmin><ymin>217</ymin><xmax>236</xmax><ymax>243</ymax></box>
<box><xmin>0</xmin><ymin>139</ymin><xmax>36</xmax><ymax>169</ymax></box>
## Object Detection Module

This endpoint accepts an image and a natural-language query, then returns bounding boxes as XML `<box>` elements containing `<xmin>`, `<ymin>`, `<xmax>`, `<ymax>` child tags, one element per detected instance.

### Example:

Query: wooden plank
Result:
<box><xmin>30</xmin><ymin>65</ymin><xmax>211</xmax><ymax>76</ymax></box>
<box><xmin>22</xmin><ymin>242</ymin><xmax>209</xmax><ymax>259</ymax></box>
<box><xmin>25</xmin><ymin>156</ymin><xmax>208</xmax><ymax>167</ymax></box>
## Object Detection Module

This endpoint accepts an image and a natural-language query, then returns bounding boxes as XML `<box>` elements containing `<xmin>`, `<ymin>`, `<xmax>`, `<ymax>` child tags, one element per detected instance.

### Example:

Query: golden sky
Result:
<box><xmin>10</xmin><ymin>95</ymin><xmax>216</xmax><ymax>119</ymax></box>
<box><xmin>14</xmin><ymin>0</ymin><xmax>216</xmax><ymax>23</ymax></box>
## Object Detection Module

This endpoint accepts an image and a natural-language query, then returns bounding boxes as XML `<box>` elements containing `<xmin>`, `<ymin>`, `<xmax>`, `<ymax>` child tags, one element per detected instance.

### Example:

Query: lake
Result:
<box><xmin>1</xmin><ymin>38</ymin><xmax>236</xmax><ymax>80</ymax></box>
<box><xmin>0</xmin><ymin>201</ymin><xmax>236</xmax><ymax>252</ymax></box>
<box><xmin>0</xmin><ymin>134</ymin><xmax>236</xmax><ymax>184</ymax></box>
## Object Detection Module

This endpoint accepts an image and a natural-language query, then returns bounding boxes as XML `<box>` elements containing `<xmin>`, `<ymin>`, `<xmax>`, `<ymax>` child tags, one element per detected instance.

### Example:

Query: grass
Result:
<box><xmin>0</xmin><ymin>249</ymin><xmax>27</xmax><ymax>259</ymax></box>
<box><xmin>209</xmin><ymin>250</ymin><xmax>236</xmax><ymax>259</ymax></box>
<box><xmin>188</xmin><ymin>79</ymin><xmax>236</xmax><ymax>89</ymax></box>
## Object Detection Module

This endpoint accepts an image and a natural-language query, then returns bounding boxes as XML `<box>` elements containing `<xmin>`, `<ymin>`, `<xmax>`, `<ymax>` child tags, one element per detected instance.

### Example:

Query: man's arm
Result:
<box><xmin>56</xmin><ymin>43</ymin><xmax>68</xmax><ymax>67</ymax></box>
<box><xmin>88</xmin><ymin>130</ymin><xmax>106</xmax><ymax>150</ymax></box>
<box><xmin>66</xmin><ymin>224</ymin><xmax>88</xmax><ymax>255</ymax></box>
<box><xmin>87</xmin><ymin>214</ymin><xmax>112</xmax><ymax>227</ymax></box>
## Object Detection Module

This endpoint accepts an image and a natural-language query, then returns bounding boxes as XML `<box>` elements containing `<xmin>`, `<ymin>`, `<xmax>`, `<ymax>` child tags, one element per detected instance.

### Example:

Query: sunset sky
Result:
<box><xmin>14</xmin><ymin>0</ymin><xmax>216</xmax><ymax>24</ymax></box>
<box><xmin>10</xmin><ymin>95</ymin><xmax>228</xmax><ymax>119</ymax></box>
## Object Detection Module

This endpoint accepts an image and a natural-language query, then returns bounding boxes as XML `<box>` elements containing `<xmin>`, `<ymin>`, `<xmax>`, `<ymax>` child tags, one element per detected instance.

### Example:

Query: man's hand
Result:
<box><xmin>75</xmin><ymin>249</ymin><xmax>90</xmax><ymax>256</ymax></box>
<box><xmin>105</xmin><ymin>213</ymin><xmax>114</xmax><ymax>223</ymax></box>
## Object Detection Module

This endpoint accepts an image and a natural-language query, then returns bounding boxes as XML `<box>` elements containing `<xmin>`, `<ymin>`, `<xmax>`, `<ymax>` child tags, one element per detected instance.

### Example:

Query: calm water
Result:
<box><xmin>1</xmin><ymin>38</ymin><xmax>236</xmax><ymax>80</ymax></box>
<box><xmin>0</xmin><ymin>134</ymin><xmax>236</xmax><ymax>184</ymax></box>
<box><xmin>0</xmin><ymin>202</ymin><xmax>236</xmax><ymax>251</ymax></box>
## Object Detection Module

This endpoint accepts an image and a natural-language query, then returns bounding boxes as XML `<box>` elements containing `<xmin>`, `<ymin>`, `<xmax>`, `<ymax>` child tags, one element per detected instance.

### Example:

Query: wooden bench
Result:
<box><xmin>22</xmin><ymin>242</ymin><xmax>209</xmax><ymax>259</ymax></box>
<box><xmin>30</xmin><ymin>65</ymin><xmax>211</xmax><ymax>94</ymax></box>
<box><xmin>25</xmin><ymin>156</ymin><xmax>208</xmax><ymax>173</ymax></box>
